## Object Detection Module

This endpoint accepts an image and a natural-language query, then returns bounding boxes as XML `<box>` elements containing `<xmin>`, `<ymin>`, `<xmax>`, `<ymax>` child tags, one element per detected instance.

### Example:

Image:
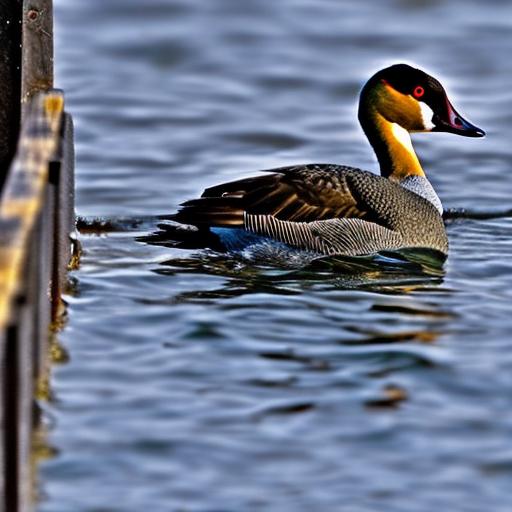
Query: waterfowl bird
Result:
<box><xmin>165</xmin><ymin>64</ymin><xmax>484</xmax><ymax>259</ymax></box>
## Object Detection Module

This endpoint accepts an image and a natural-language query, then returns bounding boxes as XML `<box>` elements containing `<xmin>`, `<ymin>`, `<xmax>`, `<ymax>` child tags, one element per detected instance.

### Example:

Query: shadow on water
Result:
<box><xmin>137</xmin><ymin>237</ymin><xmax>451</xmax><ymax>381</ymax></box>
<box><xmin>135</xmin><ymin>229</ymin><xmax>453</xmax><ymax>363</ymax></box>
<box><xmin>139</xmin><ymin>245</ymin><xmax>446</xmax><ymax>304</ymax></box>
<box><xmin>75</xmin><ymin>216</ymin><xmax>455</xmax><ymax>357</ymax></box>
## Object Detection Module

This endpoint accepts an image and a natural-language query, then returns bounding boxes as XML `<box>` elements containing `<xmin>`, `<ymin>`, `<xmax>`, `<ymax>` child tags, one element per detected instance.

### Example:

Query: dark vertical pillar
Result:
<box><xmin>0</xmin><ymin>1</ymin><xmax>22</xmax><ymax>188</ymax></box>
<box><xmin>0</xmin><ymin>3</ymin><xmax>22</xmax><ymax>509</ymax></box>
<box><xmin>3</xmin><ymin>323</ymin><xmax>19</xmax><ymax>512</ymax></box>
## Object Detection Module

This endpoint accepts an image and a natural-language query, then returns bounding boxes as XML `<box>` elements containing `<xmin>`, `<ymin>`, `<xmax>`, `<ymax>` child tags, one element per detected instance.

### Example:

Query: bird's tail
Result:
<box><xmin>136</xmin><ymin>221</ymin><xmax>224</xmax><ymax>251</ymax></box>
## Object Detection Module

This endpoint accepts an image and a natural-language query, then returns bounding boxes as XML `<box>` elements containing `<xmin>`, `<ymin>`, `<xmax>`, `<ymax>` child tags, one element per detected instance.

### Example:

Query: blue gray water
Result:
<box><xmin>37</xmin><ymin>1</ymin><xmax>512</xmax><ymax>511</ymax></box>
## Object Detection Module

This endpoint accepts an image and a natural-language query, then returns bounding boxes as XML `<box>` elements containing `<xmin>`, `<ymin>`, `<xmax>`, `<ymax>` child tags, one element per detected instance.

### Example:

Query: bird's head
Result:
<box><xmin>360</xmin><ymin>63</ymin><xmax>485</xmax><ymax>137</ymax></box>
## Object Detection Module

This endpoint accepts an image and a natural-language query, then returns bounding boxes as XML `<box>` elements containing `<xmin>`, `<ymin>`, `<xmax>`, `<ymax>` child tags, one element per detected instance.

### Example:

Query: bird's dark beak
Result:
<box><xmin>432</xmin><ymin>99</ymin><xmax>485</xmax><ymax>137</ymax></box>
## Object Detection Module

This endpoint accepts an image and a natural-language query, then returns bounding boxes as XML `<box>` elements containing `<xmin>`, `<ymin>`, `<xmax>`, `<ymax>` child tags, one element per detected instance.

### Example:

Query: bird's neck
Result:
<box><xmin>359</xmin><ymin>106</ymin><xmax>426</xmax><ymax>182</ymax></box>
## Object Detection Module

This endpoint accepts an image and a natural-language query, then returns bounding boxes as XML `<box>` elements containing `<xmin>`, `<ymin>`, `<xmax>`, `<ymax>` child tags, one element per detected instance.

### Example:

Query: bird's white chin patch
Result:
<box><xmin>419</xmin><ymin>101</ymin><xmax>435</xmax><ymax>131</ymax></box>
<box><xmin>391</xmin><ymin>123</ymin><xmax>415</xmax><ymax>154</ymax></box>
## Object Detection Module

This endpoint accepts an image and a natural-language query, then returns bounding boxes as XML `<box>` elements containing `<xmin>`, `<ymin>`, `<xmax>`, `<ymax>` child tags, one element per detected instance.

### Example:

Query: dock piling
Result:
<box><xmin>0</xmin><ymin>2</ymin><xmax>74</xmax><ymax>511</ymax></box>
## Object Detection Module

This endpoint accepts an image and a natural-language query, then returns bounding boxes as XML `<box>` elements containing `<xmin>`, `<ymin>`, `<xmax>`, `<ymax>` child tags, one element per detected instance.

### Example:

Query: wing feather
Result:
<box><xmin>173</xmin><ymin>164</ymin><xmax>380</xmax><ymax>229</ymax></box>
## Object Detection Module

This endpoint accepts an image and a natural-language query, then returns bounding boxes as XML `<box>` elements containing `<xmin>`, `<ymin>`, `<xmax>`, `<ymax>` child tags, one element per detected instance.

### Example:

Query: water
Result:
<box><xmin>37</xmin><ymin>1</ymin><xmax>512</xmax><ymax>511</ymax></box>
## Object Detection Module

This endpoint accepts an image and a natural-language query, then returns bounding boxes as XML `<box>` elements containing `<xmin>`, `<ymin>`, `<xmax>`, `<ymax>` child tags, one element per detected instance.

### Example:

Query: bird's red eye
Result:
<box><xmin>413</xmin><ymin>85</ymin><xmax>425</xmax><ymax>98</ymax></box>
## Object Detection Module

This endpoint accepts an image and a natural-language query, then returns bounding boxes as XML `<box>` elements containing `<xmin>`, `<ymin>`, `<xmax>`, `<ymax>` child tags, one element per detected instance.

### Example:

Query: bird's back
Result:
<box><xmin>172</xmin><ymin>164</ymin><xmax>448</xmax><ymax>257</ymax></box>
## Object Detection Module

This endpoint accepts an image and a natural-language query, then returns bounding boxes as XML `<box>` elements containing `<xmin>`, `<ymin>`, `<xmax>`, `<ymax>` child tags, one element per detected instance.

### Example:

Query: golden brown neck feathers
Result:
<box><xmin>359</xmin><ymin>81</ymin><xmax>426</xmax><ymax>181</ymax></box>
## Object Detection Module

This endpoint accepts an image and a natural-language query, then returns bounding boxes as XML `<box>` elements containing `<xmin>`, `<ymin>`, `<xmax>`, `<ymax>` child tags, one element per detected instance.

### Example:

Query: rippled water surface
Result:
<box><xmin>38</xmin><ymin>1</ymin><xmax>512</xmax><ymax>511</ymax></box>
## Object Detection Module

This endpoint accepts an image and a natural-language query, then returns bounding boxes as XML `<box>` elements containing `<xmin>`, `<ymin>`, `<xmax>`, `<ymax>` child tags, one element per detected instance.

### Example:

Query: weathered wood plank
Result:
<box><xmin>21</xmin><ymin>0</ymin><xmax>53</xmax><ymax>107</ymax></box>
<box><xmin>0</xmin><ymin>91</ymin><xmax>65</xmax><ymax>512</ymax></box>
<box><xmin>0</xmin><ymin>91</ymin><xmax>64</xmax><ymax>331</ymax></box>
<box><xmin>14</xmin><ymin>253</ymin><xmax>37</xmax><ymax>512</ymax></box>
<box><xmin>50</xmin><ymin>113</ymin><xmax>75</xmax><ymax>324</ymax></box>
<box><xmin>0</xmin><ymin>3</ymin><xmax>74</xmax><ymax>511</ymax></box>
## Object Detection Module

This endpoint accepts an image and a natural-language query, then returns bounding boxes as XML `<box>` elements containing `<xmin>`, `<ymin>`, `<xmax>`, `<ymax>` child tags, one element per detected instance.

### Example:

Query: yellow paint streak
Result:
<box><xmin>44</xmin><ymin>93</ymin><xmax>65</xmax><ymax>133</ymax></box>
<box><xmin>0</xmin><ymin>91</ymin><xmax>64</xmax><ymax>327</ymax></box>
<box><xmin>44</xmin><ymin>94</ymin><xmax>64</xmax><ymax>117</ymax></box>
<box><xmin>0</xmin><ymin>247</ymin><xmax>24</xmax><ymax>325</ymax></box>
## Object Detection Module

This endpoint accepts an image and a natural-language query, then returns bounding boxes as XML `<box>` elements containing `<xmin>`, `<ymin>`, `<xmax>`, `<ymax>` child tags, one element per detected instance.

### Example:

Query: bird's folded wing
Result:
<box><xmin>173</xmin><ymin>164</ymin><xmax>388</xmax><ymax>228</ymax></box>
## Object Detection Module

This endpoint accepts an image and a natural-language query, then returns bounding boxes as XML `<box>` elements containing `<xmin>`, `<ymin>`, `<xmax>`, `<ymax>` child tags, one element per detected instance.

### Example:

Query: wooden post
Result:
<box><xmin>0</xmin><ymin>92</ymin><xmax>67</xmax><ymax>512</ymax></box>
<box><xmin>0</xmin><ymin>2</ymin><xmax>75</xmax><ymax>510</ymax></box>
<box><xmin>21</xmin><ymin>0</ymin><xmax>53</xmax><ymax>107</ymax></box>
